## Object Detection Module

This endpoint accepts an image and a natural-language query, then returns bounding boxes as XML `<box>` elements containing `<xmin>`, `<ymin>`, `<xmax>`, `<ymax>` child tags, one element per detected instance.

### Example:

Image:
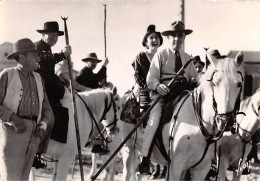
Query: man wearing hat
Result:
<box><xmin>0</xmin><ymin>38</ymin><xmax>52</xmax><ymax>180</ymax></box>
<box><xmin>76</xmin><ymin>53</ymin><xmax>109</xmax><ymax>155</ymax></box>
<box><xmin>138</xmin><ymin>21</ymin><xmax>198</xmax><ymax>175</ymax></box>
<box><xmin>34</xmin><ymin>21</ymin><xmax>71</xmax><ymax>159</ymax></box>
<box><xmin>35</xmin><ymin>21</ymin><xmax>71</xmax><ymax>106</ymax></box>
<box><xmin>76</xmin><ymin>53</ymin><xmax>108</xmax><ymax>89</ymax></box>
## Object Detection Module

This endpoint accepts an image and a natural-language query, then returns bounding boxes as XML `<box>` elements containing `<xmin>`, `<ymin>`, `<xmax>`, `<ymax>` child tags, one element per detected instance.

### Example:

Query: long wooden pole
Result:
<box><xmin>104</xmin><ymin>4</ymin><xmax>107</xmax><ymax>58</ymax></box>
<box><xmin>61</xmin><ymin>16</ymin><xmax>84</xmax><ymax>181</ymax></box>
<box><xmin>91</xmin><ymin>57</ymin><xmax>194</xmax><ymax>181</ymax></box>
<box><xmin>103</xmin><ymin>4</ymin><xmax>107</xmax><ymax>85</ymax></box>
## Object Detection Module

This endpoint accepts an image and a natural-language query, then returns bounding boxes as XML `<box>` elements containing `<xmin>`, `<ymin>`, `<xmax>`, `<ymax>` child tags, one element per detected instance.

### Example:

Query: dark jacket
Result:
<box><xmin>35</xmin><ymin>40</ymin><xmax>66</xmax><ymax>106</ymax></box>
<box><xmin>132</xmin><ymin>52</ymin><xmax>151</xmax><ymax>108</ymax></box>
<box><xmin>75</xmin><ymin>66</ymin><xmax>107</xmax><ymax>89</ymax></box>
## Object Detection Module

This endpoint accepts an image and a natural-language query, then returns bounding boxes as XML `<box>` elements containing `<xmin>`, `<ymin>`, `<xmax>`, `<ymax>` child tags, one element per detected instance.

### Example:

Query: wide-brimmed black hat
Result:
<box><xmin>82</xmin><ymin>52</ymin><xmax>102</xmax><ymax>63</ymax></box>
<box><xmin>7</xmin><ymin>38</ymin><xmax>41</xmax><ymax>60</ymax></box>
<box><xmin>142</xmin><ymin>25</ymin><xmax>163</xmax><ymax>47</ymax></box>
<box><xmin>36</xmin><ymin>21</ymin><xmax>64</xmax><ymax>36</ymax></box>
<box><xmin>209</xmin><ymin>49</ymin><xmax>226</xmax><ymax>59</ymax></box>
<box><xmin>162</xmin><ymin>21</ymin><xmax>193</xmax><ymax>36</ymax></box>
<box><xmin>193</xmin><ymin>55</ymin><xmax>205</xmax><ymax>67</ymax></box>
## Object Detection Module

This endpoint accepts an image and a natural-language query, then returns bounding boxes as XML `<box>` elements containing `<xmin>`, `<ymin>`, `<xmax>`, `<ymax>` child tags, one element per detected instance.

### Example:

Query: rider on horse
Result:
<box><xmin>132</xmin><ymin>24</ymin><xmax>163</xmax><ymax>118</ymax></box>
<box><xmin>132</xmin><ymin>24</ymin><xmax>167</xmax><ymax>178</ymax></box>
<box><xmin>34</xmin><ymin>21</ymin><xmax>72</xmax><ymax>167</ymax></box>
<box><xmin>75</xmin><ymin>52</ymin><xmax>110</xmax><ymax>155</ymax></box>
<box><xmin>138</xmin><ymin>21</ymin><xmax>198</xmax><ymax>175</ymax></box>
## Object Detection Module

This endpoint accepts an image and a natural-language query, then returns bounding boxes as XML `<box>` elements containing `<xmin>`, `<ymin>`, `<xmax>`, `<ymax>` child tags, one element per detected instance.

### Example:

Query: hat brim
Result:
<box><xmin>215</xmin><ymin>56</ymin><xmax>226</xmax><ymax>59</ymax></box>
<box><xmin>161</xmin><ymin>29</ymin><xmax>193</xmax><ymax>36</ymax></box>
<box><xmin>36</xmin><ymin>30</ymin><xmax>64</xmax><ymax>36</ymax></box>
<box><xmin>82</xmin><ymin>58</ymin><xmax>102</xmax><ymax>63</ymax></box>
<box><xmin>7</xmin><ymin>50</ymin><xmax>41</xmax><ymax>60</ymax></box>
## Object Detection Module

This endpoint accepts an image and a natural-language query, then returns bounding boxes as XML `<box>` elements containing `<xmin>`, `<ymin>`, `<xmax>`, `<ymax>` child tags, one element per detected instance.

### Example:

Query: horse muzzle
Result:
<box><xmin>215</xmin><ymin>114</ymin><xmax>229</xmax><ymax>131</ymax></box>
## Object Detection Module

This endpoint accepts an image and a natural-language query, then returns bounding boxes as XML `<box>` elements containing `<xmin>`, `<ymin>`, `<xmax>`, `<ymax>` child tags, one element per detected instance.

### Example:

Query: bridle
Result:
<box><xmin>190</xmin><ymin>70</ymin><xmax>244</xmax><ymax>170</ymax></box>
<box><xmin>208</xmin><ymin>70</ymin><xmax>244</xmax><ymax>136</ymax></box>
<box><xmin>237</xmin><ymin>105</ymin><xmax>260</xmax><ymax>145</ymax></box>
<box><xmin>76</xmin><ymin>91</ymin><xmax>118</xmax><ymax>144</ymax></box>
<box><xmin>233</xmin><ymin>105</ymin><xmax>260</xmax><ymax>174</ymax></box>
<box><xmin>101</xmin><ymin>92</ymin><xmax>118</xmax><ymax>133</ymax></box>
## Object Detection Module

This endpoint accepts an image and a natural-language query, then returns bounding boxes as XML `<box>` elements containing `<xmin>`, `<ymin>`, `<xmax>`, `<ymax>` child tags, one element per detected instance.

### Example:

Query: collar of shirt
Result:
<box><xmin>17</xmin><ymin>66</ymin><xmax>33</xmax><ymax>78</ymax></box>
<box><xmin>169</xmin><ymin>47</ymin><xmax>183</xmax><ymax>55</ymax></box>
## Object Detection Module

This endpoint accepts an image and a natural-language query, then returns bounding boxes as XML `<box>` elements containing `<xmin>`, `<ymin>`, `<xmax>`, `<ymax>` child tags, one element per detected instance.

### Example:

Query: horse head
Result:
<box><xmin>198</xmin><ymin>51</ymin><xmax>244</xmax><ymax>133</ymax></box>
<box><xmin>101</xmin><ymin>89</ymin><xmax>119</xmax><ymax>137</ymax></box>
<box><xmin>237</xmin><ymin>89</ymin><xmax>260</xmax><ymax>143</ymax></box>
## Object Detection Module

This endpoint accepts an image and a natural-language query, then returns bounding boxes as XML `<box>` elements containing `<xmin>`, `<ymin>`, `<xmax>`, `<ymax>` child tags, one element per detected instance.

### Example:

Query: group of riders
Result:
<box><xmin>0</xmin><ymin>21</ymin><xmax>111</xmax><ymax>180</ymax></box>
<box><xmin>0</xmin><ymin>19</ymin><xmax>257</xmax><ymax>181</ymax></box>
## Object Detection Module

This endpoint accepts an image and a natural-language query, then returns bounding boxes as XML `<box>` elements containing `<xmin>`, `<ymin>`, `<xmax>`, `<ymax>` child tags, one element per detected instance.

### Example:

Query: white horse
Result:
<box><xmin>86</xmin><ymin>91</ymin><xmax>123</xmax><ymax>181</ymax></box>
<box><xmin>218</xmin><ymin>89</ymin><xmax>260</xmax><ymax>181</ymax></box>
<box><xmin>37</xmin><ymin>88</ymin><xmax>118</xmax><ymax>180</ymax></box>
<box><xmin>121</xmin><ymin>51</ymin><xmax>245</xmax><ymax>180</ymax></box>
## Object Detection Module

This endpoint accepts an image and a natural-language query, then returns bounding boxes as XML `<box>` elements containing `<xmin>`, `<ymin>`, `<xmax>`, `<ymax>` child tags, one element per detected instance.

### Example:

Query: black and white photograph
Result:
<box><xmin>0</xmin><ymin>0</ymin><xmax>260</xmax><ymax>181</ymax></box>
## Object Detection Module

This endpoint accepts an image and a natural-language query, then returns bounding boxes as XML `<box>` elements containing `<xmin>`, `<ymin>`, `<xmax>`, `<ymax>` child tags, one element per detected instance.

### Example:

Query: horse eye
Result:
<box><xmin>237</xmin><ymin>82</ymin><xmax>242</xmax><ymax>88</ymax></box>
<box><xmin>212</xmin><ymin>83</ymin><xmax>216</xmax><ymax>87</ymax></box>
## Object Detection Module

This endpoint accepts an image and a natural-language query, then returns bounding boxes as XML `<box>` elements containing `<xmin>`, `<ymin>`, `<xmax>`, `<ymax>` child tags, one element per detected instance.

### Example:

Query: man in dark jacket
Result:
<box><xmin>34</xmin><ymin>21</ymin><xmax>72</xmax><ymax>167</ymax></box>
<box><xmin>35</xmin><ymin>21</ymin><xmax>71</xmax><ymax>107</ymax></box>
<box><xmin>76</xmin><ymin>52</ymin><xmax>108</xmax><ymax>89</ymax></box>
<box><xmin>76</xmin><ymin>52</ymin><xmax>110</xmax><ymax>155</ymax></box>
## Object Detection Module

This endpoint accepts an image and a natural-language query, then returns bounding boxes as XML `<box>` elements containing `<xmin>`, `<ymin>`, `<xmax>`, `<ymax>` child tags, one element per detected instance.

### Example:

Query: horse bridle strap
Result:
<box><xmin>190</xmin><ymin>139</ymin><xmax>215</xmax><ymax>169</ymax></box>
<box><xmin>76</xmin><ymin>92</ymin><xmax>116</xmax><ymax>143</ymax></box>
<box><xmin>192</xmin><ymin>90</ymin><xmax>226</xmax><ymax>141</ymax></box>
<box><xmin>101</xmin><ymin>93</ymin><xmax>118</xmax><ymax>130</ymax></box>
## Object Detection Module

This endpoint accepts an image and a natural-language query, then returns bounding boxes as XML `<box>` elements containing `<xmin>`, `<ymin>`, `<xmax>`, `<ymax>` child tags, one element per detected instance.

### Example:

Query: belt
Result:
<box><xmin>20</xmin><ymin>116</ymin><xmax>38</xmax><ymax>122</ymax></box>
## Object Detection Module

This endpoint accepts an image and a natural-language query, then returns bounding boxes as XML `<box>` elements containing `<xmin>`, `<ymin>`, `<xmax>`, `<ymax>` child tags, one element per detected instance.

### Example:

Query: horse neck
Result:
<box><xmin>81</xmin><ymin>93</ymin><xmax>106</xmax><ymax>124</ymax></box>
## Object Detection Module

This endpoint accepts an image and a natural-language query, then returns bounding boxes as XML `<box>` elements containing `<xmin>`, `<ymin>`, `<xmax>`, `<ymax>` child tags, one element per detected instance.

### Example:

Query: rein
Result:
<box><xmin>189</xmin><ymin>71</ymin><xmax>243</xmax><ymax>170</ymax></box>
<box><xmin>76</xmin><ymin>92</ymin><xmax>117</xmax><ymax>144</ymax></box>
<box><xmin>210</xmin><ymin>71</ymin><xmax>243</xmax><ymax>133</ymax></box>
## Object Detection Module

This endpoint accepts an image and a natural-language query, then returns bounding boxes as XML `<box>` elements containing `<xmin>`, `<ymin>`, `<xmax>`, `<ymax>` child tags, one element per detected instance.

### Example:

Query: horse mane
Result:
<box><xmin>198</xmin><ymin>58</ymin><xmax>240</xmax><ymax>89</ymax></box>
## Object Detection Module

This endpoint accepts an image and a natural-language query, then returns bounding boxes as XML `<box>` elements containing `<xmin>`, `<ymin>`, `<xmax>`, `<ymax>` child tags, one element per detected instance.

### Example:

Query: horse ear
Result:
<box><xmin>206</xmin><ymin>51</ymin><xmax>218</xmax><ymax>67</ymax></box>
<box><xmin>235</xmin><ymin>51</ymin><xmax>244</xmax><ymax>67</ymax></box>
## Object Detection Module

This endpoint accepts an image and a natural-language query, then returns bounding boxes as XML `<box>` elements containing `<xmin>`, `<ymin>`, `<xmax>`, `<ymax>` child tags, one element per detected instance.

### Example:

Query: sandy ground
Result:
<box><xmin>33</xmin><ymin>148</ymin><xmax>260</xmax><ymax>181</ymax></box>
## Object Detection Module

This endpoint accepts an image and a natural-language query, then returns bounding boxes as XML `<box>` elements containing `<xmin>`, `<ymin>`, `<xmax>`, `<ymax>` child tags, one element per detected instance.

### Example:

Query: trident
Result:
<box><xmin>61</xmin><ymin>16</ymin><xmax>84</xmax><ymax>181</ymax></box>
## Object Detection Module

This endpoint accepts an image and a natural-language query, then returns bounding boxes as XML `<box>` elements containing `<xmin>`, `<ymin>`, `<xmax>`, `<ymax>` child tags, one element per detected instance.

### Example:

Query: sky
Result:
<box><xmin>0</xmin><ymin>0</ymin><xmax>260</xmax><ymax>95</ymax></box>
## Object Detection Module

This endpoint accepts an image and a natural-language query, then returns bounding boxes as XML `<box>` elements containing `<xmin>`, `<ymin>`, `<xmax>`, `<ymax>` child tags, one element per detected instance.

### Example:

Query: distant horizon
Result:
<box><xmin>1</xmin><ymin>0</ymin><xmax>260</xmax><ymax>95</ymax></box>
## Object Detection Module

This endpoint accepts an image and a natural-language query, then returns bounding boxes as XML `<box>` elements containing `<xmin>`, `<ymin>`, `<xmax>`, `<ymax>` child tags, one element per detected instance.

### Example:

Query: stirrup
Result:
<box><xmin>138</xmin><ymin>160</ymin><xmax>154</xmax><ymax>176</ymax></box>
